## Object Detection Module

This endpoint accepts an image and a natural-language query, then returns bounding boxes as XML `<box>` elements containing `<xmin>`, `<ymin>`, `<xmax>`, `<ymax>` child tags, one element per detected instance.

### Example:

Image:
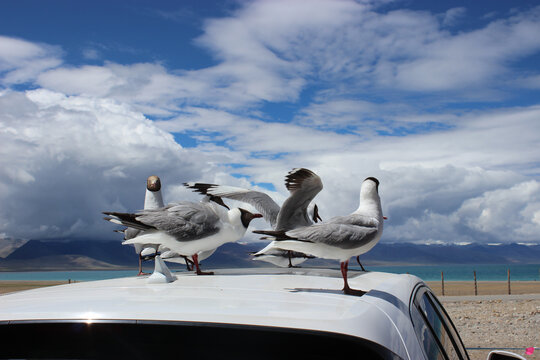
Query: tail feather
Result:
<box><xmin>252</xmin><ymin>230</ymin><xmax>313</xmax><ymax>244</ymax></box>
<box><xmin>102</xmin><ymin>211</ymin><xmax>155</xmax><ymax>231</ymax></box>
<box><xmin>252</xmin><ymin>229</ymin><xmax>293</xmax><ymax>240</ymax></box>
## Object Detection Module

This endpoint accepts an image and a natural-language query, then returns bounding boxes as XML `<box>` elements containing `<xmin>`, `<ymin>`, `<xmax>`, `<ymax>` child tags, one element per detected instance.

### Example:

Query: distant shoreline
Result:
<box><xmin>426</xmin><ymin>280</ymin><xmax>540</xmax><ymax>296</ymax></box>
<box><xmin>1</xmin><ymin>279</ymin><xmax>539</xmax><ymax>296</ymax></box>
<box><xmin>1</xmin><ymin>262</ymin><xmax>539</xmax><ymax>270</ymax></box>
<box><xmin>0</xmin><ymin>280</ymin><xmax>70</xmax><ymax>294</ymax></box>
<box><xmin>1</xmin><ymin>263</ymin><xmax>539</xmax><ymax>281</ymax></box>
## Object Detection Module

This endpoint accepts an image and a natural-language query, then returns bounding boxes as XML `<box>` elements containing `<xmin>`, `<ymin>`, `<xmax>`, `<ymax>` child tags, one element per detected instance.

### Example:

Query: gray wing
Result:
<box><xmin>185</xmin><ymin>182</ymin><xmax>280</xmax><ymax>228</ymax></box>
<box><xmin>117</xmin><ymin>227</ymin><xmax>140</xmax><ymax>240</ymax></box>
<box><xmin>124</xmin><ymin>227</ymin><xmax>143</xmax><ymax>253</ymax></box>
<box><xmin>135</xmin><ymin>202</ymin><xmax>221</xmax><ymax>241</ymax></box>
<box><xmin>114</xmin><ymin>227</ymin><xmax>144</xmax><ymax>253</ymax></box>
<box><xmin>326</xmin><ymin>213</ymin><xmax>380</xmax><ymax>228</ymax></box>
<box><xmin>286</xmin><ymin>222</ymin><xmax>378</xmax><ymax>250</ymax></box>
<box><xmin>275</xmin><ymin>168</ymin><xmax>323</xmax><ymax>231</ymax></box>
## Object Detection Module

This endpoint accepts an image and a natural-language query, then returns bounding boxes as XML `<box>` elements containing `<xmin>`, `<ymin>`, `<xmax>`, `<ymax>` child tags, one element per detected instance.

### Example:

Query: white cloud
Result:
<box><xmin>153</xmin><ymin>100</ymin><xmax>540</xmax><ymax>245</ymax></box>
<box><xmin>0</xmin><ymin>1</ymin><xmax>539</xmax><ymax>246</ymax></box>
<box><xmin>37</xmin><ymin>66</ymin><xmax>122</xmax><ymax>97</ymax></box>
<box><xmin>194</xmin><ymin>2</ymin><xmax>540</xmax><ymax>95</ymax></box>
<box><xmin>380</xmin><ymin>175</ymin><xmax>540</xmax><ymax>244</ymax></box>
<box><xmin>0</xmin><ymin>35</ymin><xmax>62</xmax><ymax>84</ymax></box>
<box><xmin>457</xmin><ymin>180</ymin><xmax>540</xmax><ymax>241</ymax></box>
<box><xmin>5</xmin><ymin>2</ymin><xmax>536</xmax><ymax>111</ymax></box>
<box><xmin>516</xmin><ymin>73</ymin><xmax>540</xmax><ymax>89</ymax></box>
<box><xmin>158</xmin><ymin>102</ymin><xmax>540</xmax><ymax>177</ymax></box>
<box><xmin>441</xmin><ymin>7</ymin><xmax>467</xmax><ymax>27</ymax></box>
<box><xmin>82</xmin><ymin>48</ymin><xmax>101</xmax><ymax>60</ymax></box>
<box><xmin>379</xmin><ymin>7</ymin><xmax>540</xmax><ymax>91</ymax></box>
<box><xmin>0</xmin><ymin>89</ymin><xmax>215</xmax><ymax>240</ymax></box>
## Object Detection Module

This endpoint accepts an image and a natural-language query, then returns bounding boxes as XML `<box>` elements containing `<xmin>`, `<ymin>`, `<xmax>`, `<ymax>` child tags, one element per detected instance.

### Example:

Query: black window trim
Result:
<box><xmin>425</xmin><ymin>290</ymin><xmax>469</xmax><ymax>360</ymax></box>
<box><xmin>0</xmin><ymin>319</ymin><xmax>405</xmax><ymax>360</ymax></box>
<box><xmin>413</xmin><ymin>291</ymin><xmax>451</xmax><ymax>360</ymax></box>
<box><xmin>410</xmin><ymin>284</ymin><xmax>470</xmax><ymax>360</ymax></box>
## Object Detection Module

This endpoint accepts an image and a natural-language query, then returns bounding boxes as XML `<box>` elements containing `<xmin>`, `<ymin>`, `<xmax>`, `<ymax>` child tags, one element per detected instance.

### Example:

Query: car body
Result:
<box><xmin>0</xmin><ymin>267</ymin><xmax>478</xmax><ymax>359</ymax></box>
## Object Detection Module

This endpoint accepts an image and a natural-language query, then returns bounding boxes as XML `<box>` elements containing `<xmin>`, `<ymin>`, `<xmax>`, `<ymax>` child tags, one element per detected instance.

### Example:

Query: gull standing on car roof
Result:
<box><xmin>184</xmin><ymin>168</ymin><xmax>323</xmax><ymax>267</ymax></box>
<box><xmin>254</xmin><ymin>177</ymin><xmax>384</xmax><ymax>296</ymax></box>
<box><xmin>251</xmin><ymin>241</ymin><xmax>315</xmax><ymax>268</ymax></box>
<box><xmin>115</xmin><ymin>175</ymin><xmax>164</xmax><ymax>276</ymax></box>
<box><xmin>160</xmin><ymin>248</ymin><xmax>216</xmax><ymax>271</ymax></box>
<box><xmin>103</xmin><ymin>198</ymin><xmax>262</xmax><ymax>275</ymax></box>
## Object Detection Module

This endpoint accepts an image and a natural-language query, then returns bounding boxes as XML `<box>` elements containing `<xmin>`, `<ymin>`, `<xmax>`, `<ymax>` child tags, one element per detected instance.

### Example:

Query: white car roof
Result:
<box><xmin>0</xmin><ymin>268</ymin><xmax>425</xmax><ymax>359</ymax></box>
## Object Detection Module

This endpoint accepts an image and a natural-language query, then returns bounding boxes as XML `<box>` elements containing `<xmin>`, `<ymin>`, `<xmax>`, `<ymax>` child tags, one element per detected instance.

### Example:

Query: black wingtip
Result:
<box><xmin>284</xmin><ymin>168</ymin><xmax>317</xmax><ymax>191</ymax></box>
<box><xmin>209</xmin><ymin>195</ymin><xmax>230</xmax><ymax>210</ymax></box>
<box><xmin>252</xmin><ymin>229</ymin><xmax>295</xmax><ymax>240</ymax></box>
<box><xmin>184</xmin><ymin>182</ymin><xmax>218</xmax><ymax>195</ymax></box>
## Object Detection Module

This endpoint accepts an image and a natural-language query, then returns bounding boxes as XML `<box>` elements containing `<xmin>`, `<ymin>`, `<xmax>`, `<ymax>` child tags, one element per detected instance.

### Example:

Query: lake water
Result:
<box><xmin>365</xmin><ymin>263</ymin><xmax>540</xmax><ymax>281</ymax></box>
<box><xmin>0</xmin><ymin>263</ymin><xmax>539</xmax><ymax>282</ymax></box>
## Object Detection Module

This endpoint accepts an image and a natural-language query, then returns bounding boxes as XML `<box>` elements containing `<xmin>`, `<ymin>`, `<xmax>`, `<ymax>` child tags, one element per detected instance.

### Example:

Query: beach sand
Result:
<box><xmin>2</xmin><ymin>280</ymin><xmax>537</xmax><ymax>296</ymax></box>
<box><xmin>441</xmin><ymin>297</ymin><xmax>540</xmax><ymax>360</ymax></box>
<box><xmin>0</xmin><ymin>280</ymin><xmax>70</xmax><ymax>294</ymax></box>
<box><xmin>426</xmin><ymin>280</ymin><xmax>540</xmax><ymax>296</ymax></box>
<box><xmin>1</xmin><ymin>280</ymin><xmax>538</xmax><ymax>359</ymax></box>
<box><xmin>426</xmin><ymin>281</ymin><xmax>539</xmax><ymax>360</ymax></box>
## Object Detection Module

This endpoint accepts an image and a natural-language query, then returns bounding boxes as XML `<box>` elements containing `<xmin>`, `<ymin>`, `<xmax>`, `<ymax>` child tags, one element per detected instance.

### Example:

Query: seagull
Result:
<box><xmin>251</xmin><ymin>242</ymin><xmax>315</xmax><ymax>268</ymax></box>
<box><xmin>254</xmin><ymin>177</ymin><xmax>384</xmax><ymax>296</ymax></box>
<box><xmin>185</xmin><ymin>168</ymin><xmax>323</xmax><ymax>267</ymax></box>
<box><xmin>144</xmin><ymin>175</ymin><xmax>164</xmax><ymax>209</ymax></box>
<box><xmin>103</xmin><ymin>201</ymin><xmax>262</xmax><ymax>275</ymax></box>
<box><xmin>160</xmin><ymin>248</ymin><xmax>216</xmax><ymax>271</ymax></box>
<box><xmin>115</xmin><ymin>175</ymin><xmax>165</xmax><ymax>276</ymax></box>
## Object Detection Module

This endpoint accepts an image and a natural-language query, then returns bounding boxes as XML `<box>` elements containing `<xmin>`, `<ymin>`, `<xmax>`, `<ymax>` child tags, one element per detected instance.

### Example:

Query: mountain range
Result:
<box><xmin>0</xmin><ymin>238</ymin><xmax>539</xmax><ymax>271</ymax></box>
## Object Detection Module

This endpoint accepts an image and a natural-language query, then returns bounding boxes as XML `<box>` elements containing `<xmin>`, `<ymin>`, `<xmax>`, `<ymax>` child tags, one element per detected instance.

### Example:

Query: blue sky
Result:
<box><xmin>0</xmin><ymin>0</ymin><xmax>539</xmax><ymax>245</ymax></box>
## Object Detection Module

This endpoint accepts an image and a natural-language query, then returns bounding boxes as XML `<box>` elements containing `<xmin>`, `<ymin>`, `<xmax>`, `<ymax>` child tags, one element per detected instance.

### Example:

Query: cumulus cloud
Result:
<box><xmin>157</xmin><ymin>102</ymin><xmax>540</xmax><ymax>176</ymax></box>
<box><xmin>441</xmin><ymin>7</ymin><xmax>467</xmax><ymax>27</ymax></box>
<box><xmin>388</xmin><ymin>7</ymin><xmax>540</xmax><ymax>92</ymax></box>
<box><xmin>7</xmin><ymin>2</ymin><xmax>538</xmax><ymax>111</ymax></box>
<box><xmin>0</xmin><ymin>90</ymin><xmax>214</xmax><ymax>240</ymax></box>
<box><xmin>153</xmin><ymin>100</ymin><xmax>540</xmax><ymax>245</ymax></box>
<box><xmin>0</xmin><ymin>35</ymin><xmax>62</xmax><ymax>84</ymax></box>
<box><xmin>457</xmin><ymin>180</ymin><xmax>540</xmax><ymax>240</ymax></box>
<box><xmin>196</xmin><ymin>1</ymin><xmax>540</xmax><ymax>97</ymax></box>
<box><xmin>0</xmin><ymin>0</ymin><xmax>539</xmax><ymax>245</ymax></box>
<box><xmin>385</xmin><ymin>178</ymin><xmax>540</xmax><ymax>244</ymax></box>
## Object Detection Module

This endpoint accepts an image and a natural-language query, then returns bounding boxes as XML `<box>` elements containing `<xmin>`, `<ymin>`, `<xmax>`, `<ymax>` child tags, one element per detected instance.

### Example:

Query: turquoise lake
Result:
<box><xmin>1</xmin><ymin>263</ymin><xmax>539</xmax><ymax>282</ymax></box>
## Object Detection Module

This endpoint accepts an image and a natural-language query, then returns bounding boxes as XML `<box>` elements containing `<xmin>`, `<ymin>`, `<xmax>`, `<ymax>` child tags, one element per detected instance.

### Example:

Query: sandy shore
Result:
<box><xmin>427</xmin><ymin>281</ymin><xmax>540</xmax><ymax>360</ymax></box>
<box><xmin>2</xmin><ymin>279</ymin><xmax>537</xmax><ymax>296</ymax></box>
<box><xmin>441</xmin><ymin>297</ymin><xmax>540</xmax><ymax>360</ymax></box>
<box><xmin>1</xmin><ymin>280</ymin><xmax>538</xmax><ymax>359</ymax></box>
<box><xmin>0</xmin><ymin>280</ymin><xmax>70</xmax><ymax>294</ymax></box>
<box><xmin>426</xmin><ymin>280</ymin><xmax>540</xmax><ymax>296</ymax></box>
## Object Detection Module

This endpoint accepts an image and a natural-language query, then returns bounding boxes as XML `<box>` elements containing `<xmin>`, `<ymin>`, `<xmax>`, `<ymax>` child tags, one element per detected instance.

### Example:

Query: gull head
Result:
<box><xmin>363</xmin><ymin>177</ymin><xmax>379</xmax><ymax>193</ymax></box>
<box><xmin>238</xmin><ymin>208</ymin><xmax>263</xmax><ymax>228</ymax></box>
<box><xmin>147</xmin><ymin>175</ymin><xmax>161</xmax><ymax>192</ymax></box>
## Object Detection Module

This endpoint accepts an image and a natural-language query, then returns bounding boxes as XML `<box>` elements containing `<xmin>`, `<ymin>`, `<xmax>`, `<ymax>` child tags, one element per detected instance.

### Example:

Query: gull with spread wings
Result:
<box><xmin>184</xmin><ymin>168</ymin><xmax>323</xmax><ymax>267</ymax></box>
